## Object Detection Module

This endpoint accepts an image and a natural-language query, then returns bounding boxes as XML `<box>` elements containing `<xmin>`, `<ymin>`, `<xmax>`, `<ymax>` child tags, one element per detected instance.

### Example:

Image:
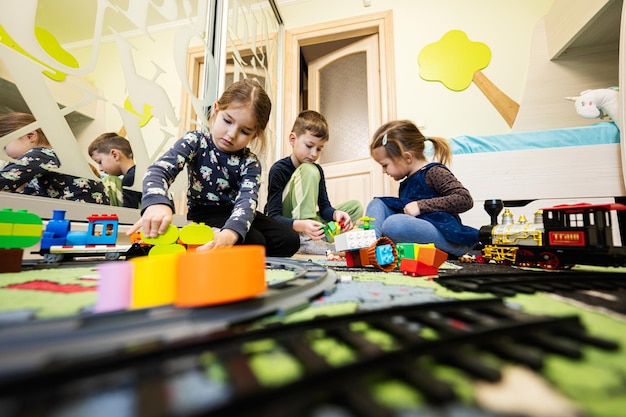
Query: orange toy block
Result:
<box><xmin>418</xmin><ymin>247</ymin><xmax>448</xmax><ymax>269</ymax></box>
<box><xmin>176</xmin><ymin>245</ymin><xmax>266</xmax><ymax>307</ymax></box>
<box><xmin>400</xmin><ymin>247</ymin><xmax>448</xmax><ymax>277</ymax></box>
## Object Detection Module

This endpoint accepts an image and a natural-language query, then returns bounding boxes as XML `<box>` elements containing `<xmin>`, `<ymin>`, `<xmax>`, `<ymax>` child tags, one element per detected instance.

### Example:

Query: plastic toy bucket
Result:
<box><xmin>176</xmin><ymin>245</ymin><xmax>266</xmax><ymax>307</ymax></box>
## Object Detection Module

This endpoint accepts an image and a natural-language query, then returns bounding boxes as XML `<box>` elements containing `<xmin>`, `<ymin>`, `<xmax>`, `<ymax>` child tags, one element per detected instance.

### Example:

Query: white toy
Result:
<box><xmin>568</xmin><ymin>87</ymin><xmax>620</xmax><ymax>129</ymax></box>
<box><xmin>334</xmin><ymin>229</ymin><xmax>377</xmax><ymax>252</ymax></box>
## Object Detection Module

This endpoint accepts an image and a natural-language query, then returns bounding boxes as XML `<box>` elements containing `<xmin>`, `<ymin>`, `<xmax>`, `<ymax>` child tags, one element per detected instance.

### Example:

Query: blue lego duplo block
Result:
<box><xmin>375</xmin><ymin>244</ymin><xmax>394</xmax><ymax>265</ymax></box>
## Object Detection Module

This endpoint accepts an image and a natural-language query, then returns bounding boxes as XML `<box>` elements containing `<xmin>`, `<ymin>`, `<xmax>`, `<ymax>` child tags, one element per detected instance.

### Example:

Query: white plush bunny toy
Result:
<box><xmin>572</xmin><ymin>87</ymin><xmax>620</xmax><ymax>130</ymax></box>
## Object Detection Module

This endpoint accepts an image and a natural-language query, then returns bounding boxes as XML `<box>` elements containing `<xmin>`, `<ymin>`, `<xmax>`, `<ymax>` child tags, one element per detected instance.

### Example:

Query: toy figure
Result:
<box><xmin>569</xmin><ymin>87</ymin><xmax>621</xmax><ymax>130</ymax></box>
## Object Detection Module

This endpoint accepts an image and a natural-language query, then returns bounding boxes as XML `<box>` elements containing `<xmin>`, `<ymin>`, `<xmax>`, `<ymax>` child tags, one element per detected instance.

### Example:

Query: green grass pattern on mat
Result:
<box><xmin>0</xmin><ymin>267</ymin><xmax>98</xmax><ymax>319</ymax></box>
<box><xmin>510</xmin><ymin>292</ymin><xmax>626</xmax><ymax>417</ymax></box>
<box><xmin>1</xmin><ymin>264</ymin><xmax>625</xmax><ymax>416</ymax></box>
<box><xmin>0</xmin><ymin>266</ymin><xmax>297</xmax><ymax>319</ymax></box>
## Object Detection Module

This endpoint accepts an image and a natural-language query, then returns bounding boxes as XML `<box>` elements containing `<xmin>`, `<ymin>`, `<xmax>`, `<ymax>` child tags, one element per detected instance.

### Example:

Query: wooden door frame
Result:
<box><xmin>179</xmin><ymin>45</ymin><xmax>206</xmax><ymax>136</ymax></box>
<box><xmin>307</xmin><ymin>34</ymin><xmax>381</xmax><ymax>162</ymax></box>
<box><xmin>282</xmin><ymin>11</ymin><xmax>397</xmax><ymax>164</ymax></box>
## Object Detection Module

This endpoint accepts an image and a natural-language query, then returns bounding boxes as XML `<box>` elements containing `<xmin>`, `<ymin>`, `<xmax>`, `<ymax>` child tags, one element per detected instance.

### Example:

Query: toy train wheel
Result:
<box><xmin>43</xmin><ymin>253</ymin><xmax>64</xmax><ymax>263</ymax></box>
<box><xmin>475</xmin><ymin>254</ymin><xmax>487</xmax><ymax>264</ymax></box>
<box><xmin>125</xmin><ymin>243</ymin><xmax>150</xmax><ymax>259</ymax></box>
<box><xmin>538</xmin><ymin>252</ymin><xmax>559</xmax><ymax>270</ymax></box>
<box><xmin>515</xmin><ymin>249</ymin><xmax>536</xmax><ymax>268</ymax></box>
<box><xmin>105</xmin><ymin>252</ymin><xmax>121</xmax><ymax>261</ymax></box>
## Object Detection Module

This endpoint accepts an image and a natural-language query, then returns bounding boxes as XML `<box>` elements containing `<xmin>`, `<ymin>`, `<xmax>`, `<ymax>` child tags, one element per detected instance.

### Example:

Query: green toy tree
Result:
<box><xmin>0</xmin><ymin>208</ymin><xmax>43</xmax><ymax>272</ymax></box>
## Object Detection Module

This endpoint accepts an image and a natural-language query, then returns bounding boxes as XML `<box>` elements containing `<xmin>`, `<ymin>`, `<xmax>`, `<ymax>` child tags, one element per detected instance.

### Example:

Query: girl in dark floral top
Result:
<box><xmin>0</xmin><ymin>112</ymin><xmax>109</xmax><ymax>204</ymax></box>
<box><xmin>128</xmin><ymin>79</ymin><xmax>299</xmax><ymax>257</ymax></box>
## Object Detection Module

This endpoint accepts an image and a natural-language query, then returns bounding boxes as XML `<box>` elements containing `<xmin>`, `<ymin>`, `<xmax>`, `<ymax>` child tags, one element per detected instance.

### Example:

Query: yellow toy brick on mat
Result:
<box><xmin>130</xmin><ymin>254</ymin><xmax>178</xmax><ymax>308</ymax></box>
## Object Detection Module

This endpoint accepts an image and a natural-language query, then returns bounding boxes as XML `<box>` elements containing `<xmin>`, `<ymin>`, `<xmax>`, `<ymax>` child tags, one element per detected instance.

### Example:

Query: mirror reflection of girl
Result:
<box><xmin>0</xmin><ymin>112</ymin><xmax>109</xmax><ymax>204</ymax></box>
<box><xmin>128</xmin><ymin>79</ymin><xmax>300</xmax><ymax>257</ymax></box>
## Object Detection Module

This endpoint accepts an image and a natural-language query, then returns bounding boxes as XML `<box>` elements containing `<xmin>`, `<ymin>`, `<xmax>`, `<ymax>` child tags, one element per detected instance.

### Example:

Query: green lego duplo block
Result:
<box><xmin>396</xmin><ymin>243</ymin><xmax>417</xmax><ymax>260</ymax></box>
<box><xmin>0</xmin><ymin>208</ymin><xmax>43</xmax><ymax>249</ymax></box>
<box><xmin>396</xmin><ymin>243</ymin><xmax>436</xmax><ymax>266</ymax></box>
<box><xmin>323</xmin><ymin>221</ymin><xmax>340</xmax><ymax>243</ymax></box>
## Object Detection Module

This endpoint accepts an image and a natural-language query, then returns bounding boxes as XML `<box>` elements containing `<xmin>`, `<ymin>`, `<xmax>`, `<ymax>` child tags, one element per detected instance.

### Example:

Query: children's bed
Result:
<box><xmin>446</xmin><ymin>122</ymin><xmax>624</xmax><ymax>230</ymax></box>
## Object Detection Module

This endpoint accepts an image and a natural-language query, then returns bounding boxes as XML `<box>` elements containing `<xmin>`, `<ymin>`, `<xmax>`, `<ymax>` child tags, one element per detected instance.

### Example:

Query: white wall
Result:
<box><xmin>278</xmin><ymin>0</ymin><xmax>554</xmax><ymax>138</ymax></box>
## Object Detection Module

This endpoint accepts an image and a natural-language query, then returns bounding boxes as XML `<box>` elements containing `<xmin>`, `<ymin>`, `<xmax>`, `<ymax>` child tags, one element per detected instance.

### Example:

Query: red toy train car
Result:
<box><xmin>478</xmin><ymin>202</ymin><xmax>626</xmax><ymax>270</ymax></box>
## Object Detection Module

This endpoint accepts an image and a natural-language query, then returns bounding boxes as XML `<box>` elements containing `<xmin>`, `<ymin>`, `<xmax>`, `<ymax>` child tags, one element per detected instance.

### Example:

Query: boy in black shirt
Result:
<box><xmin>265</xmin><ymin>110</ymin><xmax>363</xmax><ymax>254</ymax></box>
<box><xmin>89</xmin><ymin>132</ymin><xmax>142</xmax><ymax>209</ymax></box>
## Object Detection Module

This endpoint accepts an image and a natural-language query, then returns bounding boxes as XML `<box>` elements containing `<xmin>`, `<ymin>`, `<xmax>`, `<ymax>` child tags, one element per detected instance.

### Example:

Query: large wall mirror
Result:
<box><xmin>0</xmin><ymin>0</ymin><xmax>283</xmax><ymax>223</ymax></box>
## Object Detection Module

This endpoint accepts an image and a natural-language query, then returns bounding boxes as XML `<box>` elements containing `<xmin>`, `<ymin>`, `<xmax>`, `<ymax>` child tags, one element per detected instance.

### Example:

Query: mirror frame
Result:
<box><xmin>0</xmin><ymin>0</ymin><xmax>283</xmax><ymax>225</ymax></box>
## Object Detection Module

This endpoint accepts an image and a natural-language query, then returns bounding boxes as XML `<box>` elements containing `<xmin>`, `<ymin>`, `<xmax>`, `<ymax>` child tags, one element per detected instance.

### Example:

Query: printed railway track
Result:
<box><xmin>0</xmin><ymin>257</ymin><xmax>337</xmax><ymax>383</ymax></box>
<box><xmin>0</xmin><ymin>295</ymin><xmax>618</xmax><ymax>417</ymax></box>
<box><xmin>436</xmin><ymin>270</ymin><xmax>626</xmax><ymax>316</ymax></box>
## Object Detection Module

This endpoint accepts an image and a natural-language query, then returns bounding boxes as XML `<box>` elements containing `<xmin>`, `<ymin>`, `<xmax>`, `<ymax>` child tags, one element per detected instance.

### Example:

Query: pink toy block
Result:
<box><xmin>94</xmin><ymin>261</ymin><xmax>133</xmax><ymax>313</ymax></box>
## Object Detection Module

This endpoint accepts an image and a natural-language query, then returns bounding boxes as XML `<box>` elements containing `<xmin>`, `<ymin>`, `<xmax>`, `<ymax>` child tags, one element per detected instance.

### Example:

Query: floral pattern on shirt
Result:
<box><xmin>0</xmin><ymin>147</ymin><xmax>109</xmax><ymax>204</ymax></box>
<box><xmin>141</xmin><ymin>130</ymin><xmax>262</xmax><ymax>239</ymax></box>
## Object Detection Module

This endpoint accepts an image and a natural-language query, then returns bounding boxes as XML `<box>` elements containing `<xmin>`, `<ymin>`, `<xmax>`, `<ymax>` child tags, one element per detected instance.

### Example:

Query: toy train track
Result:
<box><xmin>436</xmin><ymin>270</ymin><xmax>626</xmax><ymax>297</ymax></box>
<box><xmin>0</xmin><ymin>257</ymin><xmax>337</xmax><ymax>383</ymax></box>
<box><xmin>0</xmin><ymin>293</ymin><xmax>618</xmax><ymax>416</ymax></box>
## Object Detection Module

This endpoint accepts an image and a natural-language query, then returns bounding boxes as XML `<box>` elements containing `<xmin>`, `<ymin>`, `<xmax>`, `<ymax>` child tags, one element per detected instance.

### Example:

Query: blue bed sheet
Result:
<box><xmin>449</xmin><ymin>122</ymin><xmax>620</xmax><ymax>155</ymax></box>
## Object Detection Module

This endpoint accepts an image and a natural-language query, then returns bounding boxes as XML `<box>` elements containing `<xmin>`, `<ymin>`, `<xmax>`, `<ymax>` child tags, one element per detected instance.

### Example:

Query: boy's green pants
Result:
<box><xmin>282</xmin><ymin>163</ymin><xmax>363</xmax><ymax>224</ymax></box>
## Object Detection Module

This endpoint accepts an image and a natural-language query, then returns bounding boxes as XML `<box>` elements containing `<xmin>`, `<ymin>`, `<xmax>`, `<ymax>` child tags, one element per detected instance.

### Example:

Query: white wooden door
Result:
<box><xmin>307</xmin><ymin>34</ymin><xmax>389</xmax><ymax>210</ymax></box>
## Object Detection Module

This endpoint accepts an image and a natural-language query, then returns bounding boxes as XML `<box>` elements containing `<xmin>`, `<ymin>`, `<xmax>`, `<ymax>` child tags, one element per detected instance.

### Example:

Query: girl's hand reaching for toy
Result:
<box><xmin>127</xmin><ymin>204</ymin><xmax>173</xmax><ymax>238</ymax></box>
<box><xmin>403</xmin><ymin>201</ymin><xmax>421</xmax><ymax>217</ymax></box>
<box><xmin>197</xmin><ymin>229</ymin><xmax>239</xmax><ymax>251</ymax></box>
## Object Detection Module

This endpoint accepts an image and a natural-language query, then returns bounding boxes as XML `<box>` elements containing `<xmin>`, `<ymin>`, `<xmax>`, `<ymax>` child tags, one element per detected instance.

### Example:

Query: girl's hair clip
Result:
<box><xmin>381</xmin><ymin>133</ymin><xmax>388</xmax><ymax>146</ymax></box>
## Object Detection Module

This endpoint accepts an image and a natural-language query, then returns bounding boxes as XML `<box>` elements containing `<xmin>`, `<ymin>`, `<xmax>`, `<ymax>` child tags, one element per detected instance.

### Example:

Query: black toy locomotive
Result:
<box><xmin>477</xmin><ymin>199</ymin><xmax>626</xmax><ymax>270</ymax></box>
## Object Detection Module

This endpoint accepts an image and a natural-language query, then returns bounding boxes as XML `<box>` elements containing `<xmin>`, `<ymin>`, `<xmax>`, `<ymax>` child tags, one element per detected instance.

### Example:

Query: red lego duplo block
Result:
<box><xmin>345</xmin><ymin>248</ymin><xmax>370</xmax><ymax>267</ymax></box>
<box><xmin>399</xmin><ymin>258</ymin><xmax>436</xmax><ymax>277</ymax></box>
<box><xmin>345</xmin><ymin>250</ymin><xmax>361</xmax><ymax>267</ymax></box>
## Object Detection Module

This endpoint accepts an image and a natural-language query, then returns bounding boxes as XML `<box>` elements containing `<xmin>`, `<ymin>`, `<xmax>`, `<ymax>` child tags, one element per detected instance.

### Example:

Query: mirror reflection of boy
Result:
<box><xmin>88</xmin><ymin>133</ymin><xmax>142</xmax><ymax>209</ymax></box>
<box><xmin>265</xmin><ymin>110</ymin><xmax>363</xmax><ymax>255</ymax></box>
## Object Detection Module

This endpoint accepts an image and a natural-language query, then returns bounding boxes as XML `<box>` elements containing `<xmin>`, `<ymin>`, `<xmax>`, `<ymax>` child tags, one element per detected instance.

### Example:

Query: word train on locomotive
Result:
<box><xmin>478</xmin><ymin>200</ymin><xmax>626</xmax><ymax>270</ymax></box>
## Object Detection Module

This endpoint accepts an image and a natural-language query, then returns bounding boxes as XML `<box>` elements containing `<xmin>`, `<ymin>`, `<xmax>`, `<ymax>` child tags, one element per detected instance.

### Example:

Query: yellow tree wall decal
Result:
<box><xmin>418</xmin><ymin>30</ymin><xmax>520</xmax><ymax>128</ymax></box>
